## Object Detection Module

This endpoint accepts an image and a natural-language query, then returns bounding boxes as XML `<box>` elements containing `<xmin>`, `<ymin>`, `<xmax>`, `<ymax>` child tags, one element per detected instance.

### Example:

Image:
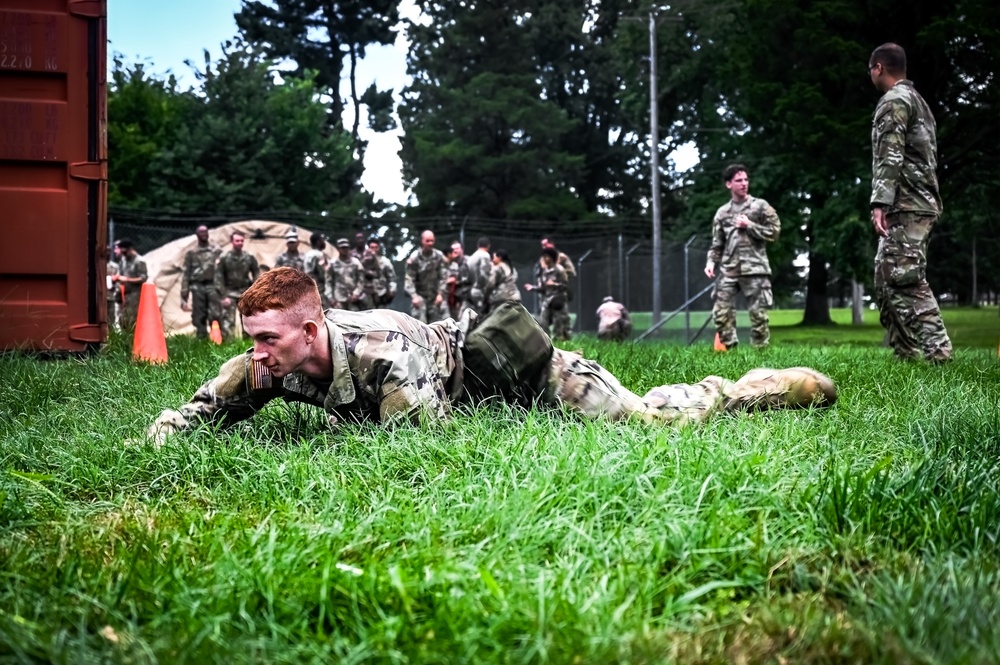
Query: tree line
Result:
<box><xmin>108</xmin><ymin>0</ymin><xmax>1000</xmax><ymax>319</ymax></box>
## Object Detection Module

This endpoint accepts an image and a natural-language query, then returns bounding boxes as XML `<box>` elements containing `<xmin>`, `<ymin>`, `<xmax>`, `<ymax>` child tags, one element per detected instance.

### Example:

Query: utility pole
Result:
<box><xmin>649</xmin><ymin>11</ymin><xmax>662</xmax><ymax>329</ymax></box>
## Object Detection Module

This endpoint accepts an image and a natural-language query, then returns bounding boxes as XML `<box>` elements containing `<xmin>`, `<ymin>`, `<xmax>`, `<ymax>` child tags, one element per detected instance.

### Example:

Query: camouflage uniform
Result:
<box><xmin>596</xmin><ymin>298</ymin><xmax>632</xmax><ymax>342</ymax></box>
<box><xmin>326</xmin><ymin>255</ymin><xmax>366</xmax><ymax>310</ymax></box>
<box><xmin>533</xmin><ymin>251</ymin><xmax>576</xmax><ymax>304</ymax></box>
<box><xmin>118</xmin><ymin>253</ymin><xmax>148</xmax><ymax>331</ymax></box>
<box><xmin>534</xmin><ymin>264</ymin><xmax>571</xmax><ymax>341</ymax></box>
<box><xmin>106</xmin><ymin>259</ymin><xmax>119</xmax><ymax>331</ymax></box>
<box><xmin>147</xmin><ymin>309</ymin><xmax>838</xmax><ymax>442</ymax></box>
<box><xmin>445</xmin><ymin>255</ymin><xmax>478</xmax><ymax>320</ymax></box>
<box><xmin>465</xmin><ymin>248</ymin><xmax>493</xmax><ymax>316</ymax></box>
<box><xmin>274</xmin><ymin>250</ymin><xmax>304</xmax><ymax>272</ymax></box>
<box><xmin>871</xmin><ymin>80</ymin><xmax>952</xmax><ymax>362</ymax></box>
<box><xmin>181</xmin><ymin>243</ymin><xmax>222</xmax><ymax>338</ymax></box>
<box><xmin>214</xmin><ymin>250</ymin><xmax>260</xmax><ymax>340</ymax></box>
<box><xmin>303</xmin><ymin>249</ymin><xmax>331</xmax><ymax>309</ymax></box>
<box><xmin>405</xmin><ymin>248</ymin><xmax>448</xmax><ymax>323</ymax></box>
<box><xmin>361</xmin><ymin>250</ymin><xmax>397</xmax><ymax>309</ymax></box>
<box><xmin>483</xmin><ymin>262</ymin><xmax>521</xmax><ymax>315</ymax></box>
<box><xmin>706</xmin><ymin>196</ymin><xmax>780</xmax><ymax>348</ymax></box>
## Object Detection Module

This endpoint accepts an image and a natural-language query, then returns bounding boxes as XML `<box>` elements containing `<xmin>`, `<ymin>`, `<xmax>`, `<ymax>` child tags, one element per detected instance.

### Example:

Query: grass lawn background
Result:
<box><xmin>1</xmin><ymin>309</ymin><xmax>998</xmax><ymax>662</ymax></box>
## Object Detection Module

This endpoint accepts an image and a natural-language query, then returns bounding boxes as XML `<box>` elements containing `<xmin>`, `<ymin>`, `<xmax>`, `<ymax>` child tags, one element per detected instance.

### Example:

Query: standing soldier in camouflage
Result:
<box><xmin>525</xmin><ymin>247</ymin><xmax>571</xmax><ymax>341</ymax></box>
<box><xmin>704</xmin><ymin>164</ymin><xmax>781</xmax><ymax>349</ymax></box>
<box><xmin>537</xmin><ymin>238</ymin><xmax>576</xmax><ymax>304</ymax></box>
<box><xmin>146</xmin><ymin>267</ymin><xmax>838</xmax><ymax>446</ymax></box>
<box><xmin>303</xmin><ymin>232</ymin><xmax>331</xmax><ymax>309</ymax></box>
<box><xmin>180</xmin><ymin>225</ymin><xmax>222</xmax><ymax>339</ymax></box>
<box><xmin>868</xmin><ymin>43</ymin><xmax>952</xmax><ymax>364</ymax></box>
<box><xmin>106</xmin><ymin>243</ymin><xmax>121</xmax><ymax>331</ymax></box>
<box><xmin>214</xmin><ymin>231</ymin><xmax>260</xmax><ymax>341</ymax></box>
<box><xmin>405</xmin><ymin>230</ymin><xmax>448</xmax><ymax>323</ymax></box>
<box><xmin>483</xmin><ymin>249</ymin><xmax>521</xmax><ymax>315</ymax></box>
<box><xmin>111</xmin><ymin>239</ymin><xmax>147</xmax><ymax>332</ymax></box>
<box><xmin>350</xmin><ymin>231</ymin><xmax>368</xmax><ymax>263</ymax></box>
<box><xmin>464</xmin><ymin>237</ymin><xmax>493</xmax><ymax>317</ymax></box>
<box><xmin>274</xmin><ymin>229</ymin><xmax>305</xmax><ymax>271</ymax></box>
<box><xmin>362</xmin><ymin>237</ymin><xmax>397</xmax><ymax>309</ymax></box>
<box><xmin>326</xmin><ymin>238</ymin><xmax>366</xmax><ymax>310</ymax></box>
<box><xmin>444</xmin><ymin>241</ymin><xmax>476</xmax><ymax>320</ymax></box>
<box><xmin>596</xmin><ymin>296</ymin><xmax>633</xmax><ymax>342</ymax></box>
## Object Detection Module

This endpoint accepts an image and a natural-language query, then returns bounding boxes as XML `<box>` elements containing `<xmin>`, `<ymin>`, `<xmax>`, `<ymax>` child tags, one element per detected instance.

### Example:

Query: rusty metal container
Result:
<box><xmin>0</xmin><ymin>0</ymin><xmax>107</xmax><ymax>352</ymax></box>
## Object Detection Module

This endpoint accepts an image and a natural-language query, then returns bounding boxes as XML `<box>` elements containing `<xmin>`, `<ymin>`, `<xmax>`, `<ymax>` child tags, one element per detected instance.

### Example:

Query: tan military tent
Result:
<box><xmin>143</xmin><ymin>220</ymin><xmax>337</xmax><ymax>337</ymax></box>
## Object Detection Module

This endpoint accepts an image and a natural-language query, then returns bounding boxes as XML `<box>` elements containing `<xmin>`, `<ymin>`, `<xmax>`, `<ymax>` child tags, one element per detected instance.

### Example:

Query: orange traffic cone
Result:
<box><xmin>132</xmin><ymin>283</ymin><xmax>168</xmax><ymax>364</ymax></box>
<box><xmin>209</xmin><ymin>320</ymin><xmax>223</xmax><ymax>345</ymax></box>
<box><xmin>714</xmin><ymin>332</ymin><xmax>727</xmax><ymax>352</ymax></box>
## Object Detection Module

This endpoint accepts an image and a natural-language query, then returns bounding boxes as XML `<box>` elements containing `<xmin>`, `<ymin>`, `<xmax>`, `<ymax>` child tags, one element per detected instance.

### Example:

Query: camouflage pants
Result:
<box><xmin>218</xmin><ymin>295</ymin><xmax>241</xmax><ymax>341</ymax></box>
<box><xmin>411</xmin><ymin>295</ymin><xmax>448</xmax><ymax>323</ymax></box>
<box><xmin>189</xmin><ymin>283</ymin><xmax>219</xmax><ymax>339</ymax></box>
<box><xmin>874</xmin><ymin>213</ymin><xmax>952</xmax><ymax>362</ymax></box>
<box><xmin>120</xmin><ymin>292</ymin><xmax>141</xmax><ymax>332</ymax></box>
<box><xmin>544</xmin><ymin>349</ymin><xmax>836</xmax><ymax>426</ymax></box>
<box><xmin>540</xmin><ymin>297</ymin><xmax>571</xmax><ymax>341</ymax></box>
<box><xmin>712</xmin><ymin>275</ymin><xmax>773</xmax><ymax>348</ymax></box>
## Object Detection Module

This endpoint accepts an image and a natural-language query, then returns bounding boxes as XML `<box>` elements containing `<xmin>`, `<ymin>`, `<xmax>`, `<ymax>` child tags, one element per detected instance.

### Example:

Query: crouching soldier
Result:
<box><xmin>596</xmin><ymin>296</ymin><xmax>633</xmax><ymax>342</ymax></box>
<box><xmin>144</xmin><ymin>268</ymin><xmax>838</xmax><ymax>446</ymax></box>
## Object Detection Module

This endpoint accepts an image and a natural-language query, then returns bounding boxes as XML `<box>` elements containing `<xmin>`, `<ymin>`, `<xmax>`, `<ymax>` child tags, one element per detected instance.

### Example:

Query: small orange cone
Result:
<box><xmin>132</xmin><ymin>283</ymin><xmax>168</xmax><ymax>364</ymax></box>
<box><xmin>209</xmin><ymin>320</ymin><xmax>223</xmax><ymax>345</ymax></box>
<box><xmin>714</xmin><ymin>332</ymin><xmax>727</xmax><ymax>352</ymax></box>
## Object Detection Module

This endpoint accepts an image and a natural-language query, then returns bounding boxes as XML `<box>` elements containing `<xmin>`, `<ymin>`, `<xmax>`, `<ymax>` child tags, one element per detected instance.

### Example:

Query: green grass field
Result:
<box><xmin>2</xmin><ymin>316</ymin><xmax>999</xmax><ymax>663</ymax></box>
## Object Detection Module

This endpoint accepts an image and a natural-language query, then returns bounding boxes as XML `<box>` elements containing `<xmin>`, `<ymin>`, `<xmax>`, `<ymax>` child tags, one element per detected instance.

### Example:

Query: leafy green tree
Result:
<box><xmin>149</xmin><ymin>42</ymin><xmax>357</xmax><ymax>214</ymax></box>
<box><xmin>400</xmin><ymin>1</ymin><xmax>588</xmax><ymax>226</ymax></box>
<box><xmin>107</xmin><ymin>58</ymin><xmax>195</xmax><ymax>208</ymax></box>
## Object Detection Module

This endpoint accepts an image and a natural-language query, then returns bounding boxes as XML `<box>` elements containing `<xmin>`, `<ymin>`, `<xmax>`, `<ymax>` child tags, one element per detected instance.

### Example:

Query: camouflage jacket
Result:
<box><xmin>485</xmin><ymin>262</ymin><xmax>521</xmax><ymax>305</ymax></box>
<box><xmin>706</xmin><ymin>195</ymin><xmax>780</xmax><ymax>277</ymax></box>
<box><xmin>147</xmin><ymin>310</ymin><xmax>464</xmax><ymax>434</ymax></box>
<box><xmin>119</xmin><ymin>254</ymin><xmax>148</xmax><ymax>299</ymax></box>
<box><xmin>445</xmin><ymin>256</ymin><xmax>475</xmax><ymax>304</ymax></box>
<box><xmin>274</xmin><ymin>250</ymin><xmax>305</xmax><ymax>272</ymax></box>
<box><xmin>362</xmin><ymin>252</ymin><xmax>397</xmax><ymax>299</ymax></box>
<box><xmin>326</xmin><ymin>255</ymin><xmax>365</xmax><ymax>306</ymax></box>
<box><xmin>534</xmin><ymin>264</ymin><xmax>568</xmax><ymax>302</ymax></box>
<box><xmin>871</xmin><ymin>80</ymin><xmax>942</xmax><ymax>216</ymax></box>
<box><xmin>303</xmin><ymin>249</ymin><xmax>329</xmax><ymax>297</ymax></box>
<box><xmin>181</xmin><ymin>244</ymin><xmax>221</xmax><ymax>299</ymax></box>
<box><xmin>465</xmin><ymin>249</ymin><xmax>493</xmax><ymax>295</ymax></box>
<box><xmin>404</xmin><ymin>248</ymin><xmax>448</xmax><ymax>300</ymax></box>
<box><xmin>215</xmin><ymin>250</ymin><xmax>260</xmax><ymax>299</ymax></box>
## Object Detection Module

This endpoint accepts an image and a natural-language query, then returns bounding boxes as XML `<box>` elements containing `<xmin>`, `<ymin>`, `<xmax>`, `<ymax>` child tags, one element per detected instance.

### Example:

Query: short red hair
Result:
<box><xmin>238</xmin><ymin>267</ymin><xmax>323</xmax><ymax>318</ymax></box>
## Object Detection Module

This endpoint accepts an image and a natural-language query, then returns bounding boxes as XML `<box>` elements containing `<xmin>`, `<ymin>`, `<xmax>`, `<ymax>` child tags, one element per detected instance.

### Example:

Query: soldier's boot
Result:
<box><xmin>722</xmin><ymin>367</ymin><xmax>837</xmax><ymax>412</ymax></box>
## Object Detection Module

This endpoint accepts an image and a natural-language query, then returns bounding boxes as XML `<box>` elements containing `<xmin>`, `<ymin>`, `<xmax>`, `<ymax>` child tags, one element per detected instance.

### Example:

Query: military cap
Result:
<box><xmin>336</xmin><ymin>237</ymin><xmax>351</xmax><ymax>248</ymax></box>
<box><xmin>285</xmin><ymin>228</ymin><xmax>300</xmax><ymax>242</ymax></box>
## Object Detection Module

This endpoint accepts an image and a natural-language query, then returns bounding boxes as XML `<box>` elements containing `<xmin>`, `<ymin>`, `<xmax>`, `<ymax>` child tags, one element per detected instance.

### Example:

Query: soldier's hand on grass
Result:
<box><xmin>872</xmin><ymin>207</ymin><xmax>889</xmax><ymax>238</ymax></box>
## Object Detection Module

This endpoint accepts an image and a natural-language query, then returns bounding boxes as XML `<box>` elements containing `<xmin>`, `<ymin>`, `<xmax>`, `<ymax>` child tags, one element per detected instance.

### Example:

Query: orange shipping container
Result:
<box><xmin>0</xmin><ymin>0</ymin><xmax>108</xmax><ymax>352</ymax></box>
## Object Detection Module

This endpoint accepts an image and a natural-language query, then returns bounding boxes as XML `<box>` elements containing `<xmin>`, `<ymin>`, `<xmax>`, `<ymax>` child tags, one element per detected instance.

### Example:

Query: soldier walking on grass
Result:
<box><xmin>405</xmin><ymin>230</ymin><xmax>448</xmax><ymax>323</ymax></box>
<box><xmin>303</xmin><ymin>233</ymin><xmax>331</xmax><ymax>309</ymax></box>
<box><xmin>215</xmin><ymin>231</ymin><xmax>260</xmax><ymax>341</ymax></box>
<box><xmin>868</xmin><ymin>42</ymin><xmax>952</xmax><ymax>364</ymax></box>
<box><xmin>362</xmin><ymin>237</ymin><xmax>397</xmax><ymax>309</ymax></box>
<box><xmin>326</xmin><ymin>238</ymin><xmax>366</xmax><ymax>310</ymax></box>
<box><xmin>526</xmin><ymin>247</ymin><xmax>571</xmax><ymax>341</ymax></box>
<box><xmin>704</xmin><ymin>163</ymin><xmax>781</xmax><ymax>349</ymax></box>
<box><xmin>111</xmin><ymin>239</ymin><xmax>147</xmax><ymax>332</ymax></box>
<box><xmin>180</xmin><ymin>225</ymin><xmax>222</xmax><ymax>339</ymax></box>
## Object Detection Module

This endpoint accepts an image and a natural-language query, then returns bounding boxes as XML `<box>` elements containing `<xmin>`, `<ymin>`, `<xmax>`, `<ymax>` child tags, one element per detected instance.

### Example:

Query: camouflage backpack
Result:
<box><xmin>462</xmin><ymin>301</ymin><xmax>553</xmax><ymax>407</ymax></box>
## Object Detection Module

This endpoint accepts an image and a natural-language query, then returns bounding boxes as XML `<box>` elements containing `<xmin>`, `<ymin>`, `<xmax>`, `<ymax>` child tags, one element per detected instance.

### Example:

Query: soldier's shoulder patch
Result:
<box><xmin>249</xmin><ymin>358</ymin><xmax>273</xmax><ymax>391</ymax></box>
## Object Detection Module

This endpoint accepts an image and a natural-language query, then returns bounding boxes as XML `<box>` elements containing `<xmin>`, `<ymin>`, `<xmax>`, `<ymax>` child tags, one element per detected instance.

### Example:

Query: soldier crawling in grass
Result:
<box><xmin>146</xmin><ymin>268</ymin><xmax>838</xmax><ymax>446</ymax></box>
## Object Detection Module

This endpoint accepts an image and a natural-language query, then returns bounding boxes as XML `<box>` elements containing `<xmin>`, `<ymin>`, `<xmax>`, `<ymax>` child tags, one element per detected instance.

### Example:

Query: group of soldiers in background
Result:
<box><xmin>108</xmin><ymin>225</ymin><xmax>633</xmax><ymax>344</ymax></box>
